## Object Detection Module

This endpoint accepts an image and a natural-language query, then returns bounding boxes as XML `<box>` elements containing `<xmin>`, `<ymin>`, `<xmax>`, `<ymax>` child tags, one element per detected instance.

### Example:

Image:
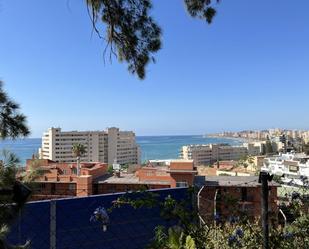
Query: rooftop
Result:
<box><xmin>170</xmin><ymin>159</ymin><xmax>194</xmax><ymax>163</ymax></box>
<box><xmin>95</xmin><ymin>173</ymin><xmax>171</xmax><ymax>185</ymax></box>
<box><xmin>195</xmin><ymin>176</ymin><xmax>280</xmax><ymax>187</ymax></box>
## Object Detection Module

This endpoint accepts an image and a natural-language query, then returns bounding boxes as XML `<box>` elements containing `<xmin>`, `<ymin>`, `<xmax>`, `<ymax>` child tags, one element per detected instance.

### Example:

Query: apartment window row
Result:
<box><xmin>55</xmin><ymin>138</ymin><xmax>87</xmax><ymax>142</ymax></box>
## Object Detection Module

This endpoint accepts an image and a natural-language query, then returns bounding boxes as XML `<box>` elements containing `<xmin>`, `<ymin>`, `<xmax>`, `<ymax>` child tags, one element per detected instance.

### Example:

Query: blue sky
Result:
<box><xmin>0</xmin><ymin>0</ymin><xmax>309</xmax><ymax>137</ymax></box>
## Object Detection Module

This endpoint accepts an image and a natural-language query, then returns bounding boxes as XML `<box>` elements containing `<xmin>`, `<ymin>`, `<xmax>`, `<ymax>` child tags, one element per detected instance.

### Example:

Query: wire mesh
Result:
<box><xmin>2</xmin><ymin>176</ymin><xmax>309</xmax><ymax>249</ymax></box>
<box><xmin>5</xmin><ymin>188</ymin><xmax>187</xmax><ymax>249</ymax></box>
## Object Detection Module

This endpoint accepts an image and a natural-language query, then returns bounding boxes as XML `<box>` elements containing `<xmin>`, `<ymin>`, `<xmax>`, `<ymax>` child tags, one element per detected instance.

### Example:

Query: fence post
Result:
<box><xmin>50</xmin><ymin>200</ymin><xmax>56</xmax><ymax>249</ymax></box>
<box><xmin>260</xmin><ymin>172</ymin><xmax>269</xmax><ymax>249</ymax></box>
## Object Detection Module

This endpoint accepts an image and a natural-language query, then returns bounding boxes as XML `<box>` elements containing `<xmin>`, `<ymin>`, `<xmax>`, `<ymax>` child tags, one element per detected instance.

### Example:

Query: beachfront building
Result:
<box><xmin>39</xmin><ymin>127</ymin><xmax>141</xmax><ymax>165</ymax></box>
<box><xmin>243</xmin><ymin>142</ymin><xmax>265</xmax><ymax>155</ymax></box>
<box><xmin>181</xmin><ymin>144</ymin><xmax>248</xmax><ymax>166</ymax></box>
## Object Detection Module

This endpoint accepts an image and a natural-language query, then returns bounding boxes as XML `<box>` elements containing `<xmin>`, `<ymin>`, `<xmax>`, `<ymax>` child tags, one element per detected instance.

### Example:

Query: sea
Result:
<box><xmin>0</xmin><ymin>135</ymin><xmax>244</xmax><ymax>165</ymax></box>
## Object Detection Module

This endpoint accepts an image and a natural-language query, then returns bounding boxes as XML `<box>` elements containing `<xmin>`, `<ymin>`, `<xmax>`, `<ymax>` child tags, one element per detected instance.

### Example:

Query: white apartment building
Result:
<box><xmin>243</xmin><ymin>142</ymin><xmax>265</xmax><ymax>156</ymax></box>
<box><xmin>39</xmin><ymin>127</ymin><xmax>141</xmax><ymax>165</ymax></box>
<box><xmin>181</xmin><ymin>144</ymin><xmax>248</xmax><ymax>166</ymax></box>
<box><xmin>304</xmin><ymin>131</ymin><xmax>309</xmax><ymax>143</ymax></box>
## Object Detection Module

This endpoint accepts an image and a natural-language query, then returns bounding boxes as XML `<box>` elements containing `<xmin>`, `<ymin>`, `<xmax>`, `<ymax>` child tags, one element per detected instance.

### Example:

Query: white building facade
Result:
<box><xmin>39</xmin><ymin>127</ymin><xmax>141</xmax><ymax>165</ymax></box>
<box><xmin>181</xmin><ymin>144</ymin><xmax>248</xmax><ymax>166</ymax></box>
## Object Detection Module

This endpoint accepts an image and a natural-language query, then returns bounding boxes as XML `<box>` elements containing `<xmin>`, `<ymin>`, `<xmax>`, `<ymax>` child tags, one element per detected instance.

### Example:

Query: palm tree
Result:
<box><xmin>0</xmin><ymin>150</ymin><xmax>31</xmax><ymax>249</ymax></box>
<box><xmin>21</xmin><ymin>157</ymin><xmax>45</xmax><ymax>184</ymax></box>
<box><xmin>72</xmin><ymin>143</ymin><xmax>86</xmax><ymax>176</ymax></box>
<box><xmin>0</xmin><ymin>81</ymin><xmax>29</xmax><ymax>139</ymax></box>
<box><xmin>0</xmin><ymin>150</ymin><xmax>20</xmax><ymax>189</ymax></box>
<box><xmin>0</xmin><ymin>82</ymin><xmax>30</xmax><ymax>248</ymax></box>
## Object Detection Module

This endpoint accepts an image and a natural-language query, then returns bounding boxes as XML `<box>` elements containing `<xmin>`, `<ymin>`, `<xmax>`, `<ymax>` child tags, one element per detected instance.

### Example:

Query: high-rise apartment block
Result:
<box><xmin>39</xmin><ymin>127</ymin><xmax>140</xmax><ymax>165</ymax></box>
<box><xmin>181</xmin><ymin>144</ymin><xmax>248</xmax><ymax>166</ymax></box>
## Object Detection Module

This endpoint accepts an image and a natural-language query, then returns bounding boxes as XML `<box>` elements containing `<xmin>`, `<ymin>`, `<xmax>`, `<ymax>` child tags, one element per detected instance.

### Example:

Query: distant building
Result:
<box><xmin>28</xmin><ymin>159</ymin><xmax>197</xmax><ymax>200</ymax></box>
<box><xmin>304</xmin><ymin>131</ymin><xmax>309</xmax><ymax>143</ymax></box>
<box><xmin>181</xmin><ymin>144</ymin><xmax>248</xmax><ymax>166</ymax></box>
<box><xmin>213</xmin><ymin>161</ymin><xmax>253</xmax><ymax>176</ymax></box>
<box><xmin>95</xmin><ymin>159</ymin><xmax>197</xmax><ymax>194</ymax></box>
<box><xmin>26</xmin><ymin>159</ymin><xmax>108</xmax><ymax>200</ymax></box>
<box><xmin>254</xmin><ymin>155</ymin><xmax>266</xmax><ymax>170</ymax></box>
<box><xmin>39</xmin><ymin>127</ymin><xmax>140</xmax><ymax>165</ymax></box>
<box><xmin>196</xmin><ymin>176</ymin><xmax>279</xmax><ymax>223</ymax></box>
<box><xmin>243</xmin><ymin>142</ymin><xmax>264</xmax><ymax>155</ymax></box>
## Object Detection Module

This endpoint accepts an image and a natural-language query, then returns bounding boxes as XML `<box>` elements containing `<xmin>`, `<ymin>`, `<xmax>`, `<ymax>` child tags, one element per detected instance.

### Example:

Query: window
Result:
<box><xmin>176</xmin><ymin>182</ymin><xmax>188</xmax><ymax>187</ymax></box>
<box><xmin>146</xmin><ymin>171</ymin><xmax>154</xmax><ymax>176</ymax></box>
<box><xmin>68</xmin><ymin>184</ymin><xmax>75</xmax><ymax>191</ymax></box>
<box><xmin>289</xmin><ymin>165</ymin><xmax>298</xmax><ymax>172</ymax></box>
<box><xmin>108</xmin><ymin>185</ymin><xmax>116</xmax><ymax>192</ymax></box>
<box><xmin>51</xmin><ymin>183</ymin><xmax>56</xmax><ymax>195</ymax></box>
<box><xmin>241</xmin><ymin>188</ymin><xmax>248</xmax><ymax>201</ymax></box>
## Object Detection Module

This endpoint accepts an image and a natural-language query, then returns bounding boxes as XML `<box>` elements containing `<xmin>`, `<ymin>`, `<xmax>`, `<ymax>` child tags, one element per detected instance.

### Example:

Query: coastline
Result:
<box><xmin>0</xmin><ymin>135</ymin><xmax>246</xmax><ymax>165</ymax></box>
<box><xmin>206</xmin><ymin>135</ymin><xmax>250</xmax><ymax>143</ymax></box>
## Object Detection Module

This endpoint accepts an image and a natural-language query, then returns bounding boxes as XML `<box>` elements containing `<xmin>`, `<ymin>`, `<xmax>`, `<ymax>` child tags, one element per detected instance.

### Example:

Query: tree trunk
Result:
<box><xmin>76</xmin><ymin>156</ymin><xmax>80</xmax><ymax>176</ymax></box>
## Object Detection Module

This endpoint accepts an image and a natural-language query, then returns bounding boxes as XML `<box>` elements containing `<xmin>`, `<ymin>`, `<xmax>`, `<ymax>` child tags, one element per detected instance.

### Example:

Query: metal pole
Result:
<box><xmin>279</xmin><ymin>209</ymin><xmax>287</xmax><ymax>227</ymax></box>
<box><xmin>260</xmin><ymin>172</ymin><xmax>269</xmax><ymax>249</ymax></box>
<box><xmin>214</xmin><ymin>189</ymin><xmax>219</xmax><ymax>225</ymax></box>
<box><xmin>197</xmin><ymin>186</ymin><xmax>205</xmax><ymax>225</ymax></box>
<box><xmin>50</xmin><ymin>200</ymin><xmax>56</xmax><ymax>249</ymax></box>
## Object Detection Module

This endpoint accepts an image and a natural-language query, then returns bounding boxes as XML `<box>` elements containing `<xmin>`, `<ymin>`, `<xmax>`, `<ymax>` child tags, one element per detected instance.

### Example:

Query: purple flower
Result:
<box><xmin>235</xmin><ymin>228</ymin><xmax>244</xmax><ymax>238</ymax></box>
<box><xmin>228</xmin><ymin>216</ymin><xmax>239</xmax><ymax>224</ymax></box>
<box><xmin>214</xmin><ymin>213</ymin><xmax>220</xmax><ymax>222</ymax></box>
<box><xmin>236</xmin><ymin>240</ymin><xmax>242</xmax><ymax>247</ymax></box>
<box><xmin>228</xmin><ymin>235</ymin><xmax>237</xmax><ymax>246</ymax></box>
<box><xmin>90</xmin><ymin>206</ymin><xmax>109</xmax><ymax>225</ymax></box>
<box><xmin>283</xmin><ymin>232</ymin><xmax>293</xmax><ymax>239</ymax></box>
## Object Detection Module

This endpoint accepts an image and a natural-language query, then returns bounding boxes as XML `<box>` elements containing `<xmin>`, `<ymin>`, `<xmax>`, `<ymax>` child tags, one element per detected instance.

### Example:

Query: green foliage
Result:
<box><xmin>121</xmin><ymin>164</ymin><xmax>129</xmax><ymax>170</ymax></box>
<box><xmin>86</xmin><ymin>0</ymin><xmax>220</xmax><ymax>79</ymax></box>
<box><xmin>0</xmin><ymin>225</ymin><xmax>30</xmax><ymax>249</ymax></box>
<box><xmin>185</xmin><ymin>235</ymin><xmax>196</xmax><ymax>249</ymax></box>
<box><xmin>272</xmin><ymin>175</ymin><xmax>282</xmax><ymax>184</ymax></box>
<box><xmin>72</xmin><ymin>143</ymin><xmax>86</xmax><ymax>157</ymax></box>
<box><xmin>147</xmin><ymin>215</ymin><xmax>309</xmax><ymax>249</ymax></box>
<box><xmin>148</xmin><ymin>226</ymin><xmax>197</xmax><ymax>249</ymax></box>
<box><xmin>0</xmin><ymin>81</ymin><xmax>29</xmax><ymax>139</ymax></box>
<box><xmin>107</xmin><ymin>165</ymin><xmax>114</xmax><ymax>174</ymax></box>
<box><xmin>0</xmin><ymin>150</ymin><xmax>36</xmax><ymax>249</ymax></box>
<box><xmin>110</xmin><ymin>188</ymin><xmax>309</xmax><ymax>249</ymax></box>
<box><xmin>0</xmin><ymin>82</ymin><xmax>29</xmax><ymax>247</ymax></box>
<box><xmin>303</xmin><ymin>142</ymin><xmax>309</xmax><ymax>155</ymax></box>
<box><xmin>0</xmin><ymin>150</ymin><xmax>20</xmax><ymax>189</ymax></box>
<box><xmin>185</xmin><ymin>0</ymin><xmax>218</xmax><ymax>24</ymax></box>
<box><xmin>109</xmin><ymin>190</ymin><xmax>160</xmax><ymax>210</ymax></box>
<box><xmin>218</xmin><ymin>173</ymin><xmax>231</xmax><ymax>176</ymax></box>
<box><xmin>265</xmin><ymin>136</ymin><xmax>274</xmax><ymax>155</ymax></box>
<box><xmin>87</xmin><ymin>0</ymin><xmax>161</xmax><ymax>79</ymax></box>
<box><xmin>15</xmin><ymin>157</ymin><xmax>45</xmax><ymax>186</ymax></box>
<box><xmin>236</xmin><ymin>155</ymin><xmax>255</xmax><ymax>170</ymax></box>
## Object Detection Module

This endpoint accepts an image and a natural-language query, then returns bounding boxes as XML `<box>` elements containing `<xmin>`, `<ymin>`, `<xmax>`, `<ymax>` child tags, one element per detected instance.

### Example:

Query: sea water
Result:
<box><xmin>0</xmin><ymin>135</ymin><xmax>243</xmax><ymax>165</ymax></box>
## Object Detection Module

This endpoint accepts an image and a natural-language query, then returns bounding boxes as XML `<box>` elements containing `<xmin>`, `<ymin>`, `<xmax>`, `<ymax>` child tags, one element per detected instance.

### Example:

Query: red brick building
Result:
<box><xmin>196</xmin><ymin>176</ymin><xmax>279</xmax><ymax>223</ymax></box>
<box><xmin>94</xmin><ymin>159</ymin><xmax>197</xmax><ymax>194</ymax></box>
<box><xmin>28</xmin><ymin>159</ymin><xmax>197</xmax><ymax>200</ymax></box>
<box><xmin>27</xmin><ymin>159</ymin><xmax>108</xmax><ymax>200</ymax></box>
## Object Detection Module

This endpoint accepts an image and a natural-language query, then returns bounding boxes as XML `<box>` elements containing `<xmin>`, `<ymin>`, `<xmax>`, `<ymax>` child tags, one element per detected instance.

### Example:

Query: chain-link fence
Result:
<box><xmin>195</xmin><ymin>175</ymin><xmax>309</xmax><ymax>248</ymax></box>
<box><xmin>2</xmin><ymin>176</ymin><xmax>309</xmax><ymax>249</ymax></box>
<box><xmin>4</xmin><ymin>188</ymin><xmax>187</xmax><ymax>249</ymax></box>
